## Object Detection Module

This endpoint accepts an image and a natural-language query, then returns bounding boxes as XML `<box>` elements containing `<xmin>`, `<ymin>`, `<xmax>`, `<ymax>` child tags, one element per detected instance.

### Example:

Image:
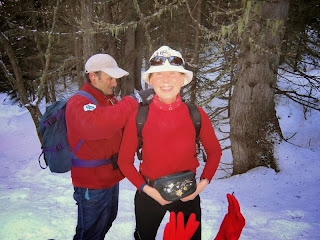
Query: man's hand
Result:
<box><xmin>130</xmin><ymin>88</ymin><xmax>155</xmax><ymax>105</ymax></box>
<box><xmin>163</xmin><ymin>212</ymin><xmax>200</xmax><ymax>240</ymax></box>
<box><xmin>215</xmin><ymin>194</ymin><xmax>245</xmax><ymax>240</ymax></box>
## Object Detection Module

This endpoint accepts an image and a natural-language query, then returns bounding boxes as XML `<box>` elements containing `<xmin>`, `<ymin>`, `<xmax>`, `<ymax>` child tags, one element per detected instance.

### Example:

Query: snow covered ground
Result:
<box><xmin>0</xmin><ymin>90</ymin><xmax>319</xmax><ymax>239</ymax></box>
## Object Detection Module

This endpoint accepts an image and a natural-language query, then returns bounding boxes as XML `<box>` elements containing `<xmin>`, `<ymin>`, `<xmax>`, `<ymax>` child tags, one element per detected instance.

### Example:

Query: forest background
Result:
<box><xmin>0</xmin><ymin>0</ymin><xmax>319</xmax><ymax>176</ymax></box>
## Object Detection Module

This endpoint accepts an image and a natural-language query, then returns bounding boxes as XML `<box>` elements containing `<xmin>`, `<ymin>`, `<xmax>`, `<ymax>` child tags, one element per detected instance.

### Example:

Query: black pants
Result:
<box><xmin>134</xmin><ymin>191</ymin><xmax>201</xmax><ymax>240</ymax></box>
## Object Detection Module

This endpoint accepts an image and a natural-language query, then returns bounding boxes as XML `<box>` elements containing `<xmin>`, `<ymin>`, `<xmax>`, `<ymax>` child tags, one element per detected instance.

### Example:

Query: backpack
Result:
<box><xmin>38</xmin><ymin>91</ymin><xmax>103</xmax><ymax>173</ymax></box>
<box><xmin>135</xmin><ymin>102</ymin><xmax>207</xmax><ymax>162</ymax></box>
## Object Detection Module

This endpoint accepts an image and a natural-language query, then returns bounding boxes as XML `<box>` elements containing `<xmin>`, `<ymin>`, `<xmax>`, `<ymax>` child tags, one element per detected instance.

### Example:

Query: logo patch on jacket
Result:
<box><xmin>83</xmin><ymin>103</ymin><xmax>96</xmax><ymax>112</ymax></box>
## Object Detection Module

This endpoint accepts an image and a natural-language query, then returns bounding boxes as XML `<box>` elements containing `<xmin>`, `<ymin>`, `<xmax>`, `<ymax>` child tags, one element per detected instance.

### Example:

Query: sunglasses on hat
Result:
<box><xmin>149</xmin><ymin>56</ymin><xmax>184</xmax><ymax>67</ymax></box>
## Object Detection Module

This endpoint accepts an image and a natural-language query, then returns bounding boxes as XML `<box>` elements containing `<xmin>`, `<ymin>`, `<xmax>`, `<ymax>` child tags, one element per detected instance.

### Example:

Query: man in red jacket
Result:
<box><xmin>66</xmin><ymin>54</ymin><xmax>153</xmax><ymax>240</ymax></box>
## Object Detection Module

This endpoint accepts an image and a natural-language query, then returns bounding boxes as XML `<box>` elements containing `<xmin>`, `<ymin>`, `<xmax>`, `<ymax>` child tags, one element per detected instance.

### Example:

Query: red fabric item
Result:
<box><xmin>118</xmin><ymin>95</ymin><xmax>222</xmax><ymax>190</ymax></box>
<box><xmin>66</xmin><ymin>82</ymin><xmax>138</xmax><ymax>189</ymax></box>
<box><xmin>215</xmin><ymin>194</ymin><xmax>245</xmax><ymax>240</ymax></box>
<box><xmin>163</xmin><ymin>212</ymin><xmax>200</xmax><ymax>240</ymax></box>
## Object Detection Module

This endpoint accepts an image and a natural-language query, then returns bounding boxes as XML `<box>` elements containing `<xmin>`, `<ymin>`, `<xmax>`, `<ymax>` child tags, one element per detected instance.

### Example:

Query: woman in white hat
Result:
<box><xmin>118</xmin><ymin>46</ymin><xmax>222</xmax><ymax>240</ymax></box>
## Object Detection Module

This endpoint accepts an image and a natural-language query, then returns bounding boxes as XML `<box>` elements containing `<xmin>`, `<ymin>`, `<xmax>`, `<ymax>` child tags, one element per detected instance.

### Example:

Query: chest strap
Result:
<box><xmin>71</xmin><ymin>140</ymin><xmax>118</xmax><ymax>169</ymax></box>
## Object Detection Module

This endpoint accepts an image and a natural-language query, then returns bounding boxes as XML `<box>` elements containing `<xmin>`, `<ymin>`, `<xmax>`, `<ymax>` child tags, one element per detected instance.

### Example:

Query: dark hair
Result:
<box><xmin>86</xmin><ymin>71</ymin><xmax>101</xmax><ymax>83</ymax></box>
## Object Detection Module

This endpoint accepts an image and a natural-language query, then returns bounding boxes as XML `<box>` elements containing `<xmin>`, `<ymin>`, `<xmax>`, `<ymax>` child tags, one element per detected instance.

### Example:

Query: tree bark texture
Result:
<box><xmin>73</xmin><ymin>25</ymin><xmax>84</xmax><ymax>89</ymax></box>
<box><xmin>190</xmin><ymin>0</ymin><xmax>202</xmax><ymax>104</ymax></box>
<box><xmin>30</xmin><ymin>1</ymin><xmax>50</xmax><ymax>103</ymax></box>
<box><xmin>81</xmin><ymin>0</ymin><xmax>95</xmax><ymax>87</ymax></box>
<box><xmin>103</xmin><ymin>1</ymin><xmax>117</xmax><ymax>57</ymax></box>
<box><xmin>230</xmin><ymin>0</ymin><xmax>289</xmax><ymax>174</ymax></box>
<box><xmin>119</xmin><ymin>0</ymin><xmax>143</xmax><ymax>97</ymax></box>
<box><xmin>122</xmin><ymin>26</ymin><xmax>136</xmax><ymax>96</ymax></box>
<box><xmin>36</xmin><ymin>0</ymin><xmax>60</xmax><ymax>105</ymax></box>
<box><xmin>134</xmin><ymin>23</ymin><xmax>144</xmax><ymax>91</ymax></box>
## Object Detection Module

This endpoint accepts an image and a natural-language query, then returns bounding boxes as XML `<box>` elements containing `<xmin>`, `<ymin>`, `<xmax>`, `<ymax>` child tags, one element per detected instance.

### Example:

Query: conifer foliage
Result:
<box><xmin>0</xmin><ymin>0</ymin><xmax>319</xmax><ymax>175</ymax></box>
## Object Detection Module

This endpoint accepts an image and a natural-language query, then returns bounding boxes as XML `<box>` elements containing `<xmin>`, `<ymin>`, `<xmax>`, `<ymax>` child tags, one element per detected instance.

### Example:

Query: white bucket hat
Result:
<box><xmin>85</xmin><ymin>54</ymin><xmax>129</xmax><ymax>78</ymax></box>
<box><xmin>142</xmin><ymin>46</ymin><xmax>193</xmax><ymax>86</ymax></box>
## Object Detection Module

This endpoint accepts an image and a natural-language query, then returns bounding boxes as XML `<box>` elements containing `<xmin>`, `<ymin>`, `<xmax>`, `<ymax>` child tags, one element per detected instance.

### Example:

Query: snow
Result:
<box><xmin>0</xmin><ymin>89</ymin><xmax>319</xmax><ymax>240</ymax></box>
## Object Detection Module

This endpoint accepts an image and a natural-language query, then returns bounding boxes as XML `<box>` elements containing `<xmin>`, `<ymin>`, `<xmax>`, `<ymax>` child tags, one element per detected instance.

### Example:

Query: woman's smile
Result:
<box><xmin>160</xmin><ymin>86</ymin><xmax>173</xmax><ymax>92</ymax></box>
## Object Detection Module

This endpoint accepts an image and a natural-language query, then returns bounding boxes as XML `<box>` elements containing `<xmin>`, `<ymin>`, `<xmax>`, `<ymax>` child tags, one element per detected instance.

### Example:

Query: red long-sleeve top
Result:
<box><xmin>66</xmin><ymin>82</ymin><xmax>138</xmax><ymax>189</ymax></box>
<box><xmin>118</xmin><ymin>95</ymin><xmax>222</xmax><ymax>191</ymax></box>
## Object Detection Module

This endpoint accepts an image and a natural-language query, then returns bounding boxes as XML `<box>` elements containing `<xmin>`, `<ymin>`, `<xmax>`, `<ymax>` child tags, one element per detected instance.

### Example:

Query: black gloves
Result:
<box><xmin>130</xmin><ymin>88</ymin><xmax>155</xmax><ymax>105</ymax></box>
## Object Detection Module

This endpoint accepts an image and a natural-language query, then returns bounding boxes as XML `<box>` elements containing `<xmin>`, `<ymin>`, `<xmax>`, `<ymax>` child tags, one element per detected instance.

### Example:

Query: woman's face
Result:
<box><xmin>149</xmin><ymin>71</ymin><xmax>185</xmax><ymax>104</ymax></box>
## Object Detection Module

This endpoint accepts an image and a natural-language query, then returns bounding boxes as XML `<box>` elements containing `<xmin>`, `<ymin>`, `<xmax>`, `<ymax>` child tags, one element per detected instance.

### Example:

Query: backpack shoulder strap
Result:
<box><xmin>136</xmin><ymin>104</ymin><xmax>150</xmax><ymax>160</ymax></box>
<box><xmin>185</xmin><ymin>103</ymin><xmax>201</xmax><ymax>140</ymax></box>
<box><xmin>74</xmin><ymin>91</ymin><xmax>98</xmax><ymax>105</ymax></box>
<box><xmin>185</xmin><ymin>103</ymin><xmax>207</xmax><ymax>162</ymax></box>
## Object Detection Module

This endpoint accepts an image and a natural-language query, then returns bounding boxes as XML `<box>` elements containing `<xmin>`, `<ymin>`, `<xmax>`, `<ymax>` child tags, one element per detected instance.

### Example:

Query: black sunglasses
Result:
<box><xmin>149</xmin><ymin>56</ymin><xmax>184</xmax><ymax>66</ymax></box>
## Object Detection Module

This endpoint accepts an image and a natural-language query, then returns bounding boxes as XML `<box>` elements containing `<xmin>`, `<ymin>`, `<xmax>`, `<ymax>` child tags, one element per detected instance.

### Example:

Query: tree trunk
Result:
<box><xmin>190</xmin><ymin>0</ymin><xmax>202</xmax><ymax>104</ymax></box>
<box><xmin>73</xmin><ymin>25</ymin><xmax>83</xmax><ymax>89</ymax></box>
<box><xmin>134</xmin><ymin>23</ymin><xmax>144</xmax><ymax>91</ymax></box>
<box><xmin>81</xmin><ymin>0</ymin><xmax>95</xmax><ymax>88</ymax></box>
<box><xmin>121</xmin><ymin>26</ymin><xmax>136</xmax><ymax>96</ymax></box>
<box><xmin>230</xmin><ymin>0</ymin><xmax>289</xmax><ymax>174</ymax></box>
<box><xmin>30</xmin><ymin>0</ymin><xmax>49</xmax><ymax>103</ymax></box>
<box><xmin>36</xmin><ymin>0</ymin><xmax>60</xmax><ymax>104</ymax></box>
<box><xmin>103</xmin><ymin>1</ymin><xmax>117</xmax><ymax>57</ymax></box>
<box><xmin>49</xmin><ymin>76</ymin><xmax>56</xmax><ymax>102</ymax></box>
<box><xmin>119</xmin><ymin>0</ymin><xmax>141</xmax><ymax>97</ymax></box>
<box><xmin>130</xmin><ymin>0</ymin><xmax>151</xmax><ymax>91</ymax></box>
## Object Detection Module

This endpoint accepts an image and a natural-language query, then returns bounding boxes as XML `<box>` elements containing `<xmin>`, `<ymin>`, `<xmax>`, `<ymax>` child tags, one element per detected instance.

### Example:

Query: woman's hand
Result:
<box><xmin>180</xmin><ymin>179</ymin><xmax>209</xmax><ymax>202</ymax></box>
<box><xmin>143</xmin><ymin>185</ymin><xmax>172</xmax><ymax>205</ymax></box>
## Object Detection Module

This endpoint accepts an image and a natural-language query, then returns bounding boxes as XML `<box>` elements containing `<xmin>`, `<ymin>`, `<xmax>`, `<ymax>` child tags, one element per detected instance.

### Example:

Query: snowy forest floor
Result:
<box><xmin>0</xmin><ymin>92</ymin><xmax>319</xmax><ymax>240</ymax></box>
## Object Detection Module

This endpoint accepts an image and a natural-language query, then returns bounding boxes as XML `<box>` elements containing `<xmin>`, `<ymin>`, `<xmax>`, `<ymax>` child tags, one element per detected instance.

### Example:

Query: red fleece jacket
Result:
<box><xmin>66</xmin><ymin>82</ymin><xmax>138</xmax><ymax>189</ymax></box>
<box><xmin>118</xmin><ymin>95</ymin><xmax>222</xmax><ymax>190</ymax></box>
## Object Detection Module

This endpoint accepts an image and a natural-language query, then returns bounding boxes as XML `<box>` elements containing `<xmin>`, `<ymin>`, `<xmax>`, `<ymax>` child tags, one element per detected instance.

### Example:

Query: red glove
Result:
<box><xmin>163</xmin><ymin>212</ymin><xmax>200</xmax><ymax>240</ymax></box>
<box><xmin>215</xmin><ymin>193</ymin><xmax>245</xmax><ymax>240</ymax></box>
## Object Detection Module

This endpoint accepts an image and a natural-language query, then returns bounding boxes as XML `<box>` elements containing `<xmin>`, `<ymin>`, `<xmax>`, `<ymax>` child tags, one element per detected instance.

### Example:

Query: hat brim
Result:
<box><xmin>101</xmin><ymin>67</ymin><xmax>129</xmax><ymax>79</ymax></box>
<box><xmin>142</xmin><ymin>64</ymin><xmax>193</xmax><ymax>87</ymax></box>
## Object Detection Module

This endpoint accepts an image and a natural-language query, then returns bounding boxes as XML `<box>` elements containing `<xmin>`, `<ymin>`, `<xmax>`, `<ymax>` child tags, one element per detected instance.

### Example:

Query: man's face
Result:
<box><xmin>91</xmin><ymin>71</ymin><xmax>117</xmax><ymax>95</ymax></box>
<box><xmin>149</xmin><ymin>71</ymin><xmax>184</xmax><ymax>104</ymax></box>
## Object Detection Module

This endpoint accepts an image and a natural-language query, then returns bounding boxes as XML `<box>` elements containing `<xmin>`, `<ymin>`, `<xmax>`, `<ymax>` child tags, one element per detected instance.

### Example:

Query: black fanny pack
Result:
<box><xmin>147</xmin><ymin>171</ymin><xmax>197</xmax><ymax>202</ymax></box>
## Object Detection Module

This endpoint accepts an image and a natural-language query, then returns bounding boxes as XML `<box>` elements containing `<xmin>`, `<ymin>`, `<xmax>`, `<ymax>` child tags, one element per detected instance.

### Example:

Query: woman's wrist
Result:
<box><xmin>198</xmin><ymin>178</ymin><xmax>209</xmax><ymax>193</ymax></box>
<box><xmin>200</xmin><ymin>178</ymin><xmax>210</xmax><ymax>184</ymax></box>
<box><xmin>142</xmin><ymin>184</ymin><xmax>151</xmax><ymax>193</ymax></box>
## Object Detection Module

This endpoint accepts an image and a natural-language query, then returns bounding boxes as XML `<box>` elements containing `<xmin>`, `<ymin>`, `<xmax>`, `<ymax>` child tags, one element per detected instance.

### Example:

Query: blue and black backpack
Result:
<box><xmin>38</xmin><ymin>91</ymin><xmax>118</xmax><ymax>173</ymax></box>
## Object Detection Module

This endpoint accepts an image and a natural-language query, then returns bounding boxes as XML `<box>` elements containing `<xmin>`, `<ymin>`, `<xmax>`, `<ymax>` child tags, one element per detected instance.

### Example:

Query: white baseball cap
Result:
<box><xmin>85</xmin><ymin>54</ymin><xmax>129</xmax><ymax>78</ymax></box>
<box><xmin>142</xmin><ymin>46</ymin><xmax>193</xmax><ymax>86</ymax></box>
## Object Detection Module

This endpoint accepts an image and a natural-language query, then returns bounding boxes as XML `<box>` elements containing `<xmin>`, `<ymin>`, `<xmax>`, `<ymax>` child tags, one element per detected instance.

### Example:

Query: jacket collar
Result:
<box><xmin>81</xmin><ymin>82</ymin><xmax>113</xmax><ymax>104</ymax></box>
<box><xmin>153</xmin><ymin>94</ymin><xmax>182</xmax><ymax>111</ymax></box>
